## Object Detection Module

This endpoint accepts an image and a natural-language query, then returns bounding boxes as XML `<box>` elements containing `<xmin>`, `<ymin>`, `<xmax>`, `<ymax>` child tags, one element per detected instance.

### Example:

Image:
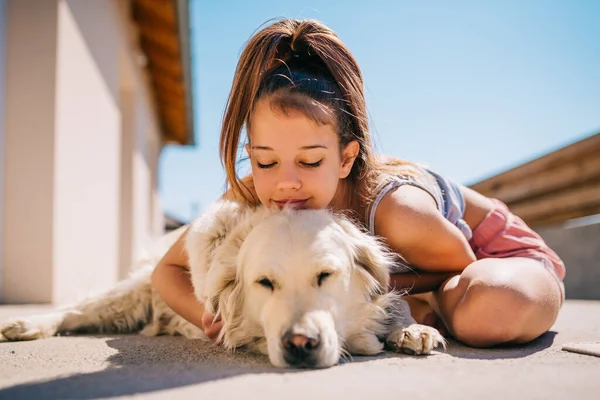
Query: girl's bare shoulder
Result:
<box><xmin>374</xmin><ymin>184</ymin><xmax>475</xmax><ymax>270</ymax></box>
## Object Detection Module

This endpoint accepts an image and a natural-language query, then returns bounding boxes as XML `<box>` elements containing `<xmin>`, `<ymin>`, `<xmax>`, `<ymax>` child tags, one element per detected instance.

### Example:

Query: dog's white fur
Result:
<box><xmin>0</xmin><ymin>200</ymin><xmax>444</xmax><ymax>368</ymax></box>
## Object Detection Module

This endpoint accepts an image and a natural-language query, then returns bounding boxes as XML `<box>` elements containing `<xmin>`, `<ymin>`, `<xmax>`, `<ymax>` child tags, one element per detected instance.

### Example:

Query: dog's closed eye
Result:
<box><xmin>317</xmin><ymin>271</ymin><xmax>333</xmax><ymax>287</ymax></box>
<box><xmin>257</xmin><ymin>277</ymin><xmax>275</xmax><ymax>291</ymax></box>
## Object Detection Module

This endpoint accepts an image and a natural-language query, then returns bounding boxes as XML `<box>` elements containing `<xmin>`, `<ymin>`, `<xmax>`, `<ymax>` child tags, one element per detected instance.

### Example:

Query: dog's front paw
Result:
<box><xmin>0</xmin><ymin>315</ymin><xmax>61</xmax><ymax>341</ymax></box>
<box><xmin>386</xmin><ymin>324</ymin><xmax>446</xmax><ymax>355</ymax></box>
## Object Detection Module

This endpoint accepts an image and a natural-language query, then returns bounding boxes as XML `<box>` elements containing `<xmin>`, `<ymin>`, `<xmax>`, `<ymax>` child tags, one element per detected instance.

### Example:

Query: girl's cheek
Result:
<box><xmin>253</xmin><ymin>175</ymin><xmax>270</xmax><ymax>197</ymax></box>
<box><xmin>253</xmin><ymin>172</ymin><xmax>267</xmax><ymax>187</ymax></box>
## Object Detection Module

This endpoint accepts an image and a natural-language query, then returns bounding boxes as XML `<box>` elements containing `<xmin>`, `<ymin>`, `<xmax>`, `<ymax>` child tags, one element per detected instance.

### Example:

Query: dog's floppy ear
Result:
<box><xmin>185</xmin><ymin>200</ymin><xmax>248</xmax><ymax>303</ymax></box>
<box><xmin>335</xmin><ymin>217</ymin><xmax>396</xmax><ymax>297</ymax></box>
<box><xmin>203</xmin><ymin>206</ymin><xmax>271</xmax><ymax>349</ymax></box>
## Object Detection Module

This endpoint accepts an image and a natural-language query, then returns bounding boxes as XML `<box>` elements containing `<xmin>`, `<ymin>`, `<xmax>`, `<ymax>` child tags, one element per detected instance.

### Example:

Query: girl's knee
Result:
<box><xmin>450</xmin><ymin>281</ymin><xmax>539</xmax><ymax>347</ymax></box>
<box><xmin>460</xmin><ymin>257</ymin><xmax>562</xmax><ymax>304</ymax></box>
<box><xmin>447</xmin><ymin>259</ymin><xmax>561</xmax><ymax>347</ymax></box>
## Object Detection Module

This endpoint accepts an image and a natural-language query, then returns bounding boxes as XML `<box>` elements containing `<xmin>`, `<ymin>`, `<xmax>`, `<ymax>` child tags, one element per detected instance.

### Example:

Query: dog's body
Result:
<box><xmin>1</xmin><ymin>200</ymin><xmax>444</xmax><ymax>368</ymax></box>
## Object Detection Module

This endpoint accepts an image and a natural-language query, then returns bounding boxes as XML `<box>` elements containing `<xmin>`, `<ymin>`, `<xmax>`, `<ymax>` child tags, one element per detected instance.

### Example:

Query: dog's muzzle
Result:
<box><xmin>282</xmin><ymin>330</ymin><xmax>321</xmax><ymax>368</ymax></box>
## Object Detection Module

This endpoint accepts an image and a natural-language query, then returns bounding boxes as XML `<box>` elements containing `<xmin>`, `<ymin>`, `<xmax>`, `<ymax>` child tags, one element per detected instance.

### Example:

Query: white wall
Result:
<box><xmin>132</xmin><ymin>91</ymin><xmax>161</xmax><ymax>262</ymax></box>
<box><xmin>53</xmin><ymin>0</ymin><xmax>122</xmax><ymax>303</ymax></box>
<box><xmin>115</xmin><ymin>0</ymin><xmax>164</xmax><ymax>277</ymax></box>
<box><xmin>2</xmin><ymin>0</ymin><xmax>164</xmax><ymax>304</ymax></box>
<box><xmin>3</xmin><ymin>0</ymin><xmax>59</xmax><ymax>303</ymax></box>
<box><xmin>118</xmin><ymin>85</ymin><xmax>135</xmax><ymax>279</ymax></box>
<box><xmin>538</xmin><ymin>223</ymin><xmax>600</xmax><ymax>300</ymax></box>
<box><xmin>117</xmin><ymin>81</ymin><xmax>163</xmax><ymax>278</ymax></box>
<box><xmin>118</xmin><ymin>74</ymin><xmax>163</xmax><ymax>272</ymax></box>
<box><xmin>0</xmin><ymin>0</ymin><xmax>6</xmax><ymax>301</ymax></box>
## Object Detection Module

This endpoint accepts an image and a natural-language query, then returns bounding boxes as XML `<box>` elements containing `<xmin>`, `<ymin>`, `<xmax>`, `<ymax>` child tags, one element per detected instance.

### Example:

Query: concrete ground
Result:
<box><xmin>0</xmin><ymin>300</ymin><xmax>599</xmax><ymax>400</ymax></box>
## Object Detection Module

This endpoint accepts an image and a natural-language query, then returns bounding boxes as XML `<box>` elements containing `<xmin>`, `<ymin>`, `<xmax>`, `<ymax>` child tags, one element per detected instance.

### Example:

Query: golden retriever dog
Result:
<box><xmin>0</xmin><ymin>200</ymin><xmax>444</xmax><ymax>368</ymax></box>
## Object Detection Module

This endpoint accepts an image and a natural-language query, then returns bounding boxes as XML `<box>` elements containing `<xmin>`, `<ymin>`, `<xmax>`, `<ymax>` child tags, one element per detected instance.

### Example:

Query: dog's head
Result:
<box><xmin>195</xmin><ymin>205</ymin><xmax>397</xmax><ymax>368</ymax></box>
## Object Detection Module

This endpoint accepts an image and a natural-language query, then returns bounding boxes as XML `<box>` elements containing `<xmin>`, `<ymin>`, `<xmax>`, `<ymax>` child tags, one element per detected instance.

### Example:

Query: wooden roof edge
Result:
<box><xmin>468</xmin><ymin>131</ymin><xmax>600</xmax><ymax>190</ymax></box>
<box><xmin>167</xmin><ymin>0</ymin><xmax>195</xmax><ymax>146</ymax></box>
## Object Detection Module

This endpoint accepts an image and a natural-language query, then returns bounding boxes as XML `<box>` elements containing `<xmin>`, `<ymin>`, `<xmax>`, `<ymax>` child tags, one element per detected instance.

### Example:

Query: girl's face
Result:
<box><xmin>247</xmin><ymin>98</ymin><xmax>358</xmax><ymax>210</ymax></box>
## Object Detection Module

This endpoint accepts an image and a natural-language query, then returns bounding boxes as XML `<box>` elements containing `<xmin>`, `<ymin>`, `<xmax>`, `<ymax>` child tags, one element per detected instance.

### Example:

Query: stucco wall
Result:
<box><xmin>3</xmin><ymin>0</ymin><xmax>59</xmax><ymax>303</ymax></box>
<box><xmin>1</xmin><ymin>0</ymin><xmax>164</xmax><ymax>304</ymax></box>
<box><xmin>0</xmin><ymin>0</ymin><xmax>5</xmax><ymax>301</ymax></box>
<box><xmin>538</xmin><ymin>222</ymin><xmax>600</xmax><ymax>300</ymax></box>
<box><xmin>53</xmin><ymin>0</ymin><xmax>122</xmax><ymax>303</ymax></box>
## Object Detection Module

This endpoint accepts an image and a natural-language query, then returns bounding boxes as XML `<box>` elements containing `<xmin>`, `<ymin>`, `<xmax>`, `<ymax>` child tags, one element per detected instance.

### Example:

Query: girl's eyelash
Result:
<box><xmin>302</xmin><ymin>160</ymin><xmax>323</xmax><ymax>168</ymax></box>
<box><xmin>256</xmin><ymin>160</ymin><xmax>323</xmax><ymax>169</ymax></box>
<box><xmin>257</xmin><ymin>162</ymin><xmax>276</xmax><ymax>169</ymax></box>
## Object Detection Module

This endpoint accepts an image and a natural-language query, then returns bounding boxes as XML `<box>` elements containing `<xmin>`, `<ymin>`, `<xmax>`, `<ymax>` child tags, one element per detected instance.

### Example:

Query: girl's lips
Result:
<box><xmin>273</xmin><ymin>199</ymin><xmax>309</xmax><ymax>209</ymax></box>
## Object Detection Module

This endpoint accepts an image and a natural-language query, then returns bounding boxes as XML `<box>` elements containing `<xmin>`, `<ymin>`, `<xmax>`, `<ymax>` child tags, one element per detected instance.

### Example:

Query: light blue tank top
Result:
<box><xmin>366</xmin><ymin>167</ymin><xmax>472</xmax><ymax>241</ymax></box>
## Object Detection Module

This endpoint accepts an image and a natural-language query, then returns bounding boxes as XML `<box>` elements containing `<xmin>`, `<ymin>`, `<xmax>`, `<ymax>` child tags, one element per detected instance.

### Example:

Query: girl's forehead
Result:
<box><xmin>249</xmin><ymin>100</ymin><xmax>339</xmax><ymax>147</ymax></box>
<box><xmin>252</xmin><ymin>95</ymin><xmax>337</xmax><ymax>128</ymax></box>
<box><xmin>249</xmin><ymin>127</ymin><xmax>338</xmax><ymax>149</ymax></box>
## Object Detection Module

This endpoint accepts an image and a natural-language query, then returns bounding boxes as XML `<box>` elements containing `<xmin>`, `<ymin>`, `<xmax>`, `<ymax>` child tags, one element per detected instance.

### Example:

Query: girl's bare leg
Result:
<box><xmin>434</xmin><ymin>257</ymin><xmax>563</xmax><ymax>347</ymax></box>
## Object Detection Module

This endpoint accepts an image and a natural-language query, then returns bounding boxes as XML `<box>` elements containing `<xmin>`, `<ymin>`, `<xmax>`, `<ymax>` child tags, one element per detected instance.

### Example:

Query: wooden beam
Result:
<box><xmin>137</xmin><ymin>24</ymin><xmax>179</xmax><ymax>56</ymax></box>
<box><xmin>144</xmin><ymin>49</ymin><xmax>182</xmax><ymax>78</ymax></box>
<box><xmin>154</xmin><ymin>88</ymin><xmax>186</xmax><ymax>108</ymax></box>
<box><xmin>130</xmin><ymin>0</ymin><xmax>194</xmax><ymax>146</ymax></box>
<box><xmin>152</xmin><ymin>73</ymin><xmax>185</xmax><ymax>95</ymax></box>
<box><xmin>509</xmin><ymin>180</ymin><xmax>600</xmax><ymax>223</ymax></box>
<box><xmin>468</xmin><ymin>132</ymin><xmax>600</xmax><ymax>226</ymax></box>
<box><xmin>471</xmin><ymin>133</ymin><xmax>600</xmax><ymax>193</ymax></box>
<box><xmin>132</xmin><ymin>0</ymin><xmax>176</xmax><ymax>26</ymax></box>
<box><xmin>481</xmin><ymin>152</ymin><xmax>600</xmax><ymax>203</ymax></box>
<box><xmin>160</xmin><ymin>109</ymin><xmax>188</xmax><ymax>143</ymax></box>
<box><xmin>529</xmin><ymin>204</ymin><xmax>600</xmax><ymax>227</ymax></box>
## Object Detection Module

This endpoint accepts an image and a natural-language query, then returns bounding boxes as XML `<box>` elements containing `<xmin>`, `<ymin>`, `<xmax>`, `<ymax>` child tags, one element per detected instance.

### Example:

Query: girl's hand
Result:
<box><xmin>201</xmin><ymin>310</ymin><xmax>223</xmax><ymax>342</ymax></box>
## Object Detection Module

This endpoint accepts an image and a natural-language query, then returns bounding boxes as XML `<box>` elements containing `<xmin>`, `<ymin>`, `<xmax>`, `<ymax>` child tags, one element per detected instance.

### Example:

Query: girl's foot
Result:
<box><xmin>422</xmin><ymin>311</ymin><xmax>449</xmax><ymax>338</ymax></box>
<box><xmin>405</xmin><ymin>294</ymin><xmax>450</xmax><ymax>338</ymax></box>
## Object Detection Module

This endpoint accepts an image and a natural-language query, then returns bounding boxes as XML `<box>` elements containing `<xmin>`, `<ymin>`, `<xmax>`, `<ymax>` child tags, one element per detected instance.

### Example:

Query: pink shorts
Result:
<box><xmin>469</xmin><ymin>199</ymin><xmax>566</xmax><ymax>300</ymax></box>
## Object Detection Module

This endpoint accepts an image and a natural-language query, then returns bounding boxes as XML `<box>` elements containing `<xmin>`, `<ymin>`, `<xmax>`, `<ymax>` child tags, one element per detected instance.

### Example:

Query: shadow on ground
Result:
<box><xmin>0</xmin><ymin>335</ymin><xmax>274</xmax><ymax>399</ymax></box>
<box><xmin>0</xmin><ymin>330</ymin><xmax>557</xmax><ymax>399</ymax></box>
<box><xmin>443</xmin><ymin>331</ymin><xmax>557</xmax><ymax>360</ymax></box>
<box><xmin>350</xmin><ymin>330</ymin><xmax>557</xmax><ymax>364</ymax></box>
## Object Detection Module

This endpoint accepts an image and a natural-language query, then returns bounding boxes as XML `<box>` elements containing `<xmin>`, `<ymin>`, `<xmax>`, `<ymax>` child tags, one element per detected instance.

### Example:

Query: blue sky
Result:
<box><xmin>159</xmin><ymin>0</ymin><xmax>600</xmax><ymax>222</ymax></box>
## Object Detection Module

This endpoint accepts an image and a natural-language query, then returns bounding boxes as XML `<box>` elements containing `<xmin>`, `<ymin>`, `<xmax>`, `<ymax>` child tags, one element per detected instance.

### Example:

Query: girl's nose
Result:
<box><xmin>277</xmin><ymin>167</ymin><xmax>301</xmax><ymax>191</ymax></box>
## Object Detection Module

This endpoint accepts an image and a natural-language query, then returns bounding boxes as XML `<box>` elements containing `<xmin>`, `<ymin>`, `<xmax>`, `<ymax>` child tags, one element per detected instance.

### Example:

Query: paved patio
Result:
<box><xmin>0</xmin><ymin>300</ymin><xmax>599</xmax><ymax>399</ymax></box>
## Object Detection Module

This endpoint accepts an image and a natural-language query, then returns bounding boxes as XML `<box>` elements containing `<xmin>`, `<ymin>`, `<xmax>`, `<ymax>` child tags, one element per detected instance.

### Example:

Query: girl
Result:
<box><xmin>152</xmin><ymin>19</ymin><xmax>565</xmax><ymax>348</ymax></box>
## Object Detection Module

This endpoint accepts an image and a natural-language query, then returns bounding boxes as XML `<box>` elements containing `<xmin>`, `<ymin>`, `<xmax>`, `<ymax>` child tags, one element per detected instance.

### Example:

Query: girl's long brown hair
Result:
<box><xmin>219</xmin><ymin>19</ymin><xmax>418</xmax><ymax>223</ymax></box>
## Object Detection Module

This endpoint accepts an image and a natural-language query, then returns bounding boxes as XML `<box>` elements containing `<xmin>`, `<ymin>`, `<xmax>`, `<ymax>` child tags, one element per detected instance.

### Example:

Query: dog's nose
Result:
<box><xmin>283</xmin><ymin>332</ymin><xmax>320</xmax><ymax>350</ymax></box>
<box><xmin>282</xmin><ymin>331</ymin><xmax>320</xmax><ymax>367</ymax></box>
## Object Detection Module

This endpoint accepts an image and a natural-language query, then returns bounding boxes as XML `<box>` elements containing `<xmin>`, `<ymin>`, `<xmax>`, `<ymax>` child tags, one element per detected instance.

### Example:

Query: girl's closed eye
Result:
<box><xmin>256</xmin><ymin>160</ymin><xmax>323</xmax><ymax>169</ymax></box>
<box><xmin>301</xmin><ymin>159</ymin><xmax>323</xmax><ymax>168</ymax></box>
<box><xmin>257</xmin><ymin>161</ymin><xmax>277</xmax><ymax>169</ymax></box>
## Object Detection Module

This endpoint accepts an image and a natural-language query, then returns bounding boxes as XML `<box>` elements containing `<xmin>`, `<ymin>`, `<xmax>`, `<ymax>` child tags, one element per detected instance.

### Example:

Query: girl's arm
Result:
<box><xmin>389</xmin><ymin>271</ymin><xmax>458</xmax><ymax>294</ymax></box>
<box><xmin>374</xmin><ymin>184</ymin><xmax>477</xmax><ymax>273</ymax></box>
<box><xmin>150</xmin><ymin>228</ymin><xmax>207</xmax><ymax>330</ymax></box>
<box><xmin>150</xmin><ymin>179</ymin><xmax>257</xmax><ymax>336</ymax></box>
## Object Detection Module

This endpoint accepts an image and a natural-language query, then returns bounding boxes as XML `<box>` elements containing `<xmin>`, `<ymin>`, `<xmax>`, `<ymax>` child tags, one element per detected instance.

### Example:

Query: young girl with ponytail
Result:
<box><xmin>152</xmin><ymin>19</ymin><xmax>565</xmax><ymax>348</ymax></box>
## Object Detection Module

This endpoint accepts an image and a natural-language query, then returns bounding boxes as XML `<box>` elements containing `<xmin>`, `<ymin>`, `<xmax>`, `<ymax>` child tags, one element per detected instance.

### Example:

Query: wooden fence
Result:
<box><xmin>469</xmin><ymin>133</ymin><xmax>600</xmax><ymax>228</ymax></box>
